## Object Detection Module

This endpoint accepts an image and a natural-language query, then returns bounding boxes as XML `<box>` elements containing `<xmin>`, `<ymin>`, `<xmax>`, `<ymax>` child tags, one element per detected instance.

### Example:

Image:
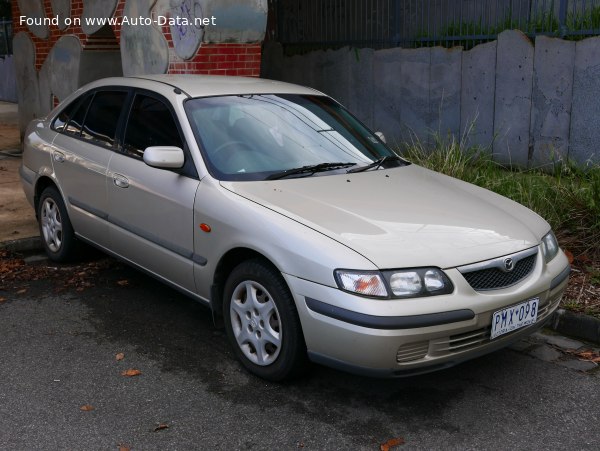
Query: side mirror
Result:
<box><xmin>375</xmin><ymin>131</ymin><xmax>387</xmax><ymax>144</ymax></box>
<box><xmin>143</xmin><ymin>146</ymin><xmax>185</xmax><ymax>169</ymax></box>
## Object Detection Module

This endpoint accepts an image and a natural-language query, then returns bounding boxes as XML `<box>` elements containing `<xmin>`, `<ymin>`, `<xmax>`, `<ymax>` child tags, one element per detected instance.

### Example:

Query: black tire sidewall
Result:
<box><xmin>38</xmin><ymin>186</ymin><xmax>77</xmax><ymax>262</ymax></box>
<box><xmin>222</xmin><ymin>259</ymin><xmax>307</xmax><ymax>381</ymax></box>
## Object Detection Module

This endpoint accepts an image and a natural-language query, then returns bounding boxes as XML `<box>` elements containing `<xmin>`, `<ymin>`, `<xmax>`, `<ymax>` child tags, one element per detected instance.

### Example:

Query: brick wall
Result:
<box><xmin>12</xmin><ymin>0</ymin><xmax>91</xmax><ymax>70</ymax></box>
<box><xmin>167</xmin><ymin>43</ymin><xmax>262</xmax><ymax>77</ymax></box>
<box><xmin>12</xmin><ymin>0</ymin><xmax>262</xmax><ymax>76</ymax></box>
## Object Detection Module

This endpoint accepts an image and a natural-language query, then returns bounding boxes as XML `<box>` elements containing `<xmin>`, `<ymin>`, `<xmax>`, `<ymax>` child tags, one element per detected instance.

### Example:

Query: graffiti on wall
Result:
<box><xmin>16</xmin><ymin>0</ymin><xmax>49</xmax><ymax>39</ymax></box>
<box><xmin>166</xmin><ymin>0</ymin><xmax>268</xmax><ymax>60</ymax></box>
<box><xmin>13</xmin><ymin>0</ymin><xmax>268</xmax><ymax>133</ymax></box>
<box><xmin>13</xmin><ymin>31</ymin><xmax>82</xmax><ymax>136</ymax></box>
<box><xmin>169</xmin><ymin>0</ymin><xmax>205</xmax><ymax>60</ymax></box>
<box><xmin>82</xmin><ymin>0</ymin><xmax>118</xmax><ymax>35</ymax></box>
<box><xmin>13</xmin><ymin>32</ymin><xmax>40</xmax><ymax>134</ymax></box>
<box><xmin>120</xmin><ymin>0</ymin><xmax>169</xmax><ymax>76</ymax></box>
<box><xmin>50</xmin><ymin>0</ymin><xmax>71</xmax><ymax>31</ymax></box>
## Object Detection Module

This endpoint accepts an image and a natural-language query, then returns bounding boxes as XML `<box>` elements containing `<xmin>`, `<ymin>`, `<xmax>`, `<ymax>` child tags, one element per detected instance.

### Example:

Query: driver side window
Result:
<box><xmin>123</xmin><ymin>94</ymin><xmax>184</xmax><ymax>160</ymax></box>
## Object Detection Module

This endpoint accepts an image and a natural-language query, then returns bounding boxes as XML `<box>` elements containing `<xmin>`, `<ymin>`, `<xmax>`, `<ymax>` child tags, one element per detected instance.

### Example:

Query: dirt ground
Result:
<box><xmin>0</xmin><ymin>119</ymin><xmax>39</xmax><ymax>242</ymax></box>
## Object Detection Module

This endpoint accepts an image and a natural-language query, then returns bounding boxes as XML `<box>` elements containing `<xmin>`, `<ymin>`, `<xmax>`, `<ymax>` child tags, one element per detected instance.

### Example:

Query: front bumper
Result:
<box><xmin>284</xmin><ymin>250</ymin><xmax>570</xmax><ymax>377</ymax></box>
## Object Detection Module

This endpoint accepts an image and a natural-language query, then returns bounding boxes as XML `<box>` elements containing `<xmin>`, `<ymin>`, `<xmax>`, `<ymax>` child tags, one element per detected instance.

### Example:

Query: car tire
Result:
<box><xmin>223</xmin><ymin>259</ymin><xmax>308</xmax><ymax>381</ymax></box>
<box><xmin>37</xmin><ymin>186</ymin><xmax>79</xmax><ymax>262</ymax></box>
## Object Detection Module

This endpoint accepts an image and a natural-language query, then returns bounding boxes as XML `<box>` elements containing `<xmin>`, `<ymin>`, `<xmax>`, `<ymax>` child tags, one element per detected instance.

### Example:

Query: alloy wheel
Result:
<box><xmin>41</xmin><ymin>197</ymin><xmax>63</xmax><ymax>253</ymax></box>
<box><xmin>229</xmin><ymin>280</ymin><xmax>282</xmax><ymax>366</ymax></box>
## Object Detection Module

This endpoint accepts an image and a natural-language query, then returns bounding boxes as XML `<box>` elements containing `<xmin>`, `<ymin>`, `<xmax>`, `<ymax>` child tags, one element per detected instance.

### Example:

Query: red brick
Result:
<box><xmin>13</xmin><ymin>0</ymin><xmax>262</xmax><ymax>75</ymax></box>
<box><xmin>245</xmin><ymin>46</ymin><xmax>262</xmax><ymax>54</ymax></box>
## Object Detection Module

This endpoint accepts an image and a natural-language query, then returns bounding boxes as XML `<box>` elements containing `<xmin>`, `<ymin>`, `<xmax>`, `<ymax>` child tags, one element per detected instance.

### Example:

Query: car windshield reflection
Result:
<box><xmin>185</xmin><ymin>94</ymin><xmax>404</xmax><ymax>181</ymax></box>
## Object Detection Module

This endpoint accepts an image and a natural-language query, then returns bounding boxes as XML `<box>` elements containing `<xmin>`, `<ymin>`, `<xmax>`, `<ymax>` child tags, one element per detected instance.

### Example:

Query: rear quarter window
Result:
<box><xmin>52</xmin><ymin>95</ymin><xmax>89</xmax><ymax>133</ymax></box>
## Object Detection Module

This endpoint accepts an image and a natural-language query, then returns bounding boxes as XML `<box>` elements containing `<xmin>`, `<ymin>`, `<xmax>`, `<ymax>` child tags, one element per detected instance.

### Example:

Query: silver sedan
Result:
<box><xmin>20</xmin><ymin>75</ymin><xmax>570</xmax><ymax>380</ymax></box>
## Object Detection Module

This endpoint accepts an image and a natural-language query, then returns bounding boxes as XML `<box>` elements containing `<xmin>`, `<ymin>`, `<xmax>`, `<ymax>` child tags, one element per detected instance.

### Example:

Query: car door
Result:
<box><xmin>51</xmin><ymin>89</ymin><xmax>129</xmax><ymax>248</ymax></box>
<box><xmin>106</xmin><ymin>92</ymin><xmax>200</xmax><ymax>293</ymax></box>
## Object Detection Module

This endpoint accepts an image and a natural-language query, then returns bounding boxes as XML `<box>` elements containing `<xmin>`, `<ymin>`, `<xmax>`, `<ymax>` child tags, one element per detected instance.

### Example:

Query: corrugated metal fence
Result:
<box><xmin>277</xmin><ymin>0</ymin><xmax>600</xmax><ymax>52</ymax></box>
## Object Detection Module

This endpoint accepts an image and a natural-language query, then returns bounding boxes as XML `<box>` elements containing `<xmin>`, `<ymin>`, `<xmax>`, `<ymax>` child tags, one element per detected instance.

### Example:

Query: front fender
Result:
<box><xmin>192</xmin><ymin>177</ymin><xmax>376</xmax><ymax>300</ymax></box>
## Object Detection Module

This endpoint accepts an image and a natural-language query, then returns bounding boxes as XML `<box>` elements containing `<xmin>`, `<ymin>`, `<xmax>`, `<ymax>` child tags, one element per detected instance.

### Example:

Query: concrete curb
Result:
<box><xmin>549</xmin><ymin>309</ymin><xmax>600</xmax><ymax>345</ymax></box>
<box><xmin>0</xmin><ymin>236</ymin><xmax>42</xmax><ymax>253</ymax></box>
<box><xmin>1</xmin><ymin>236</ymin><xmax>598</xmax><ymax>345</ymax></box>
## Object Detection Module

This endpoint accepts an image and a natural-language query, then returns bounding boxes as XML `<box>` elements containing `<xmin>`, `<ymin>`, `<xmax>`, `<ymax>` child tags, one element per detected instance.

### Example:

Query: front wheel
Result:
<box><xmin>223</xmin><ymin>259</ymin><xmax>308</xmax><ymax>381</ymax></box>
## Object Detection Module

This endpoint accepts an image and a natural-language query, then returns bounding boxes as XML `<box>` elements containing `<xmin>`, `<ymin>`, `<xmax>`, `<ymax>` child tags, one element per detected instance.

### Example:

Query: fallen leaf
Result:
<box><xmin>80</xmin><ymin>404</ymin><xmax>94</xmax><ymax>411</ymax></box>
<box><xmin>568</xmin><ymin>349</ymin><xmax>600</xmax><ymax>362</ymax></box>
<box><xmin>115</xmin><ymin>352</ymin><xmax>125</xmax><ymax>361</ymax></box>
<box><xmin>117</xmin><ymin>280</ymin><xmax>129</xmax><ymax>287</ymax></box>
<box><xmin>121</xmin><ymin>368</ymin><xmax>142</xmax><ymax>377</ymax></box>
<box><xmin>16</xmin><ymin>289</ymin><xmax>27</xmax><ymax>295</ymax></box>
<box><xmin>564</xmin><ymin>249</ymin><xmax>574</xmax><ymax>264</ymax></box>
<box><xmin>0</xmin><ymin>297</ymin><xmax>6</xmax><ymax>303</ymax></box>
<box><xmin>380</xmin><ymin>437</ymin><xmax>405</xmax><ymax>451</ymax></box>
<box><xmin>118</xmin><ymin>445</ymin><xmax>131</xmax><ymax>451</ymax></box>
<box><xmin>154</xmin><ymin>423</ymin><xmax>169</xmax><ymax>432</ymax></box>
<box><xmin>576</xmin><ymin>253</ymin><xmax>591</xmax><ymax>264</ymax></box>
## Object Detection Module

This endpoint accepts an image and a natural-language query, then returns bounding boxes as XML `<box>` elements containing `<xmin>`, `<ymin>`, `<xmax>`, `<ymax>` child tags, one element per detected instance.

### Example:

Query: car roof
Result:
<box><xmin>89</xmin><ymin>74</ymin><xmax>323</xmax><ymax>98</ymax></box>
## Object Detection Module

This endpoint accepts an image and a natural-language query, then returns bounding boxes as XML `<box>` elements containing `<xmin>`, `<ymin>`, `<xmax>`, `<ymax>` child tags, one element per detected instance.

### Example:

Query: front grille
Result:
<box><xmin>461</xmin><ymin>253</ymin><xmax>536</xmax><ymax>291</ymax></box>
<box><xmin>430</xmin><ymin>327</ymin><xmax>489</xmax><ymax>355</ymax></box>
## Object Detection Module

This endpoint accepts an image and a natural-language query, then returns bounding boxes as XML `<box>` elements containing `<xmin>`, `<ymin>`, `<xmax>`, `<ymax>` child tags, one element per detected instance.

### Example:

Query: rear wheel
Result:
<box><xmin>223</xmin><ymin>259</ymin><xmax>308</xmax><ymax>381</ymax></box>
<box><xmin>38</xmin><ymin>186</ymin><xmax>79</xmax><ymax>262</ymax></box>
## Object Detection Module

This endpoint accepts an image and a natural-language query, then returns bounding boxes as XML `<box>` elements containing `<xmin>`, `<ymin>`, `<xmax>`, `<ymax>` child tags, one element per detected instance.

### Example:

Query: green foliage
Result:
<box><xmin>588</xmin><ymin>267</ymin><xmax>600</xmax><ymax>286</ymax></box>
<box><xmin>415</xmin><ymin>4</ymin><xmax>600</xmax><ymax>50</ymax></box>
<box><xmin>396</xmin><ymin>131</ymin><xmax>600</xmax><ymax>257</ymax></box>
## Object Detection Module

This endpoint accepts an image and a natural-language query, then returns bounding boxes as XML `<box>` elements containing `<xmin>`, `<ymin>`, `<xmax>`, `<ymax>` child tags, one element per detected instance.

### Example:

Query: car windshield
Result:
<box><xmin>184</xmin><ymin>94</ymin><xmax>405</xmax><ymax>181</ymax></box>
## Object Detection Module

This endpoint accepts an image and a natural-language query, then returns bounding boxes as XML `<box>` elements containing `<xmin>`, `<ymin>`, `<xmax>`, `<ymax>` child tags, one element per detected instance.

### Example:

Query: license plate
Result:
<box><xmin>490</xmin><ymin>298</ymin><xmax>539</xmax><ymax>340</ymax></box>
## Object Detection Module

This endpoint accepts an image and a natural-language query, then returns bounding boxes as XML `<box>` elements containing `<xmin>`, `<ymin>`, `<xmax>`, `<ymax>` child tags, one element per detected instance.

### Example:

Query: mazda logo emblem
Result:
<box><xmin>503</xmin><ymin>258</ymin><xmax>515</xmax><ymax>272</ymax></box>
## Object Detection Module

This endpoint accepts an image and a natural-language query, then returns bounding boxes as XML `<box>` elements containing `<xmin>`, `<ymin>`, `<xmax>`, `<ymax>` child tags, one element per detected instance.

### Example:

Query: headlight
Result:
<box><xmin>385</xmin><ymin>268</ymin><xmax>453</xmax><ymax>298</ymax></box>
<box><xmin>334</xmin><ymin>268</ymin><xmax>453</xmax><ymax>299</ymax></box>
<box><xmin>541</xmin><ymin>231</ymin><xmax>559</xmax><ymax>263</ymax></box>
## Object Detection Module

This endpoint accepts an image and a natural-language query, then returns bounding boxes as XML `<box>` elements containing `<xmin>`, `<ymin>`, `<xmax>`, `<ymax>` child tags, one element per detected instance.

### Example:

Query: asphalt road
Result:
<box><xmin>0</xmin><ymin>255</ymin><xmax>598</xmax><ymax>450</ymax></box>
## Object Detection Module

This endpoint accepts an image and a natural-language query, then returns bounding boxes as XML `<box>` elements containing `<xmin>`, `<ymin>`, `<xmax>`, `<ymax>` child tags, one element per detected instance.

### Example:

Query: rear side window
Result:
<box><xmin>81</xmin><ymin>91</ymin><xmax>128</xmax><ymax>147</ymax></box>
<box><xmin>64</xmin><ymin>94</ymin><xmax>93</xmax><ymax>136</ymax></box>
<box><xmin>123</xmin><ymin>94</ymin><xmax>183</xmax><ymax>159</ymax></box>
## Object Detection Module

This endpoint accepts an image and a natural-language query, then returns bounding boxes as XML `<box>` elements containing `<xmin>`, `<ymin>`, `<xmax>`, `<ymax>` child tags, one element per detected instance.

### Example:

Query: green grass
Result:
<box><xmin>394</xmin><ymin>132</ymin><xmax>600</xmax><ymax>258</ymax></box>
<box><xmin>415</xmin><ymin>5</ymin><xmax>600</xmax><ymax>50</ymax></box>
<box><xmin>588</xmin><ymin>267</ymin><xmax>600</xmax><ymax>286</ymax></box>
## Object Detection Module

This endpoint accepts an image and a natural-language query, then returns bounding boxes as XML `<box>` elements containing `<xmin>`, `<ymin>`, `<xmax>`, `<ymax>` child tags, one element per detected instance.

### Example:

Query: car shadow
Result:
<box><xmin>77</xmin><ymin>255</ymin><xmax>534</xmax><ymax>439</ymax></box>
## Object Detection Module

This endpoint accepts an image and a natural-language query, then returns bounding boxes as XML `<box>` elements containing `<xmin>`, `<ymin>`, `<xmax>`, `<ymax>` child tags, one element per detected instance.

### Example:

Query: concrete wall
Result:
<box><xmin>264</xmin><ymin>30</ymin><xmax>600</xmax><ymax>167</ymax></box>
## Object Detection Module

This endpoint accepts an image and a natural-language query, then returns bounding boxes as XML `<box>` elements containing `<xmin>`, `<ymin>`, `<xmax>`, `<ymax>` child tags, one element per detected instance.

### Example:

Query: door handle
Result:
<box><xmin>112</xmin><ymin>173</ymin><xmax>129</xmax><ymax>188</ymax></box>
<box><xmin>52</xmin><ymin>151</ymin><xmax>65</xmax><ymax>163</ymax></box>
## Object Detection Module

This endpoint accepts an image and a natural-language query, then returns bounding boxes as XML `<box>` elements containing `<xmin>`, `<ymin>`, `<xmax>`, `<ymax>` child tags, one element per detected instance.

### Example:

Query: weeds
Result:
<box><xmin>395</xmin><ymin>132</ymin><xmax>600</xmax><ymax>258</ymax></box>
<box><xmin>414</xmin><ymin>4</ymin><xmax>600</xmax><ymax>50</ymax></box>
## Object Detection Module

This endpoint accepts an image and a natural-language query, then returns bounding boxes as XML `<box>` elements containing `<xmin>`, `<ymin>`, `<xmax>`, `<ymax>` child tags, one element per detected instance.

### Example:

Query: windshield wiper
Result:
<box><xmin>346</xmin><ymin>155</ymin><xmax>403</xmax><ymax>173</ymax></box>
<box><xmin>266</xmin><ymin>162</ymin><xmax>357</xmax><ymax>180</ymax></box>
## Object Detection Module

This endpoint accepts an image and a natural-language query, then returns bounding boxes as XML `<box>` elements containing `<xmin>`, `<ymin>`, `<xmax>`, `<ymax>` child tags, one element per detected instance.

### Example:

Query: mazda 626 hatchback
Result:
<box><xmin>20</xmin><ymin>75</ymin><xmax>570</xmax><ymax>380</ymax></box>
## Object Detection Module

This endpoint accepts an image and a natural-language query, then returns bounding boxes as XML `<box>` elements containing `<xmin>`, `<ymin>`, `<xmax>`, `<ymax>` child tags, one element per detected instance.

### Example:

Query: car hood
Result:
<box><xmin>220</xmin><ymin>165</ymin><xmax>549</xmax><ymax>269</ymax></box>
